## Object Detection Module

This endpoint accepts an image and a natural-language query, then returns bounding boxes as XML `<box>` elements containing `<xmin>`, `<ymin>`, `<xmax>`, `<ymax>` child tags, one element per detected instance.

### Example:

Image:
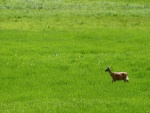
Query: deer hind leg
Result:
<box><xmin>124</xmin><ymin>79</ymin><xmax>129</xmax><ymax>83</ymax></box>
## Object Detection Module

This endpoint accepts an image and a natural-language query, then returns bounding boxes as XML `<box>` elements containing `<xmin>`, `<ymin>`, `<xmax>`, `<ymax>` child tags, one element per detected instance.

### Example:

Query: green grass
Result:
<box><xmin>0</xmin><ymin>0</ymin><xmax>150</xmax><ymax>113</ymax></box>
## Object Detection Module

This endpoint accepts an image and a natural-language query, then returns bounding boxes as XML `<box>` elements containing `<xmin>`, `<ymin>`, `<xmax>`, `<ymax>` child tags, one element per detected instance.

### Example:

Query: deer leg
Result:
<box><xmin>112</xmin><ymin>79</ymin><xmax>116</xmax><ymax>83</ymax></box>
<box><xmin>124</xmin><ymin>79</ymin><xmax>129</xmax><ymax>83</ymax></box>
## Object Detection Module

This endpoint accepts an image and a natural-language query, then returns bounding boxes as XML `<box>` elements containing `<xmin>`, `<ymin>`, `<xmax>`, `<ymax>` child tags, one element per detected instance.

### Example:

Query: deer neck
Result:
<box><xmin>108</xmin><ymin>69</ymin><xmax>113</xmax><ymax>77</ymax></box>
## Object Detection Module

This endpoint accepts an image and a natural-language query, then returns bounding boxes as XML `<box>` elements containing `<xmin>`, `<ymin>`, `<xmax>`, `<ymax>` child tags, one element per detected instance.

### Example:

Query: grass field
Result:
<box><xmin>0</xmin><ymin>0</ymin><xmax>150</xmax><ymax>113</ymax></box>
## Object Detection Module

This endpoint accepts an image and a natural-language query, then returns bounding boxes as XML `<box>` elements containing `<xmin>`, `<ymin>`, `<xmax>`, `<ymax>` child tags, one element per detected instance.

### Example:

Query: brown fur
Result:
<box><xmin>105</xmin><ymin>67</ymin><xmax>129</xmax><ymax>83</ymax></box>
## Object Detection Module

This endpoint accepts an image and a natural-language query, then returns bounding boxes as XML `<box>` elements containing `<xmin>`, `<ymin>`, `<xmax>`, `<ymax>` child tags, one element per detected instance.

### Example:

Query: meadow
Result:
<box><xmin>0</xmin><ymin>0</ymin><xmax>150</xmax><ymax>113</ymax></box>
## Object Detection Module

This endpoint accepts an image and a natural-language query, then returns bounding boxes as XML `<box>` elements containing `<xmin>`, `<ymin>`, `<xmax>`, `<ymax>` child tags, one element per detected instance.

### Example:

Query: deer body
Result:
<box><xmin>105</xmin><ymin>67</ymin><xmax>129</xmax><ymax>83</ymax></box>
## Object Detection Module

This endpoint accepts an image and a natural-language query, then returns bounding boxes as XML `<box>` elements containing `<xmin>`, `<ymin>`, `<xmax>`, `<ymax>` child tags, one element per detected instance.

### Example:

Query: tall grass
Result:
<box><xmin>0</xmin><ymin>0</ymin><xmax>150</xmax><ymax>113</ymax></box>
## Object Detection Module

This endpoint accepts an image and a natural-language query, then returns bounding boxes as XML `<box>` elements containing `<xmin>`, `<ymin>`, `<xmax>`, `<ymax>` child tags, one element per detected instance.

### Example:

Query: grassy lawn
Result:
<box><xmin>0</xmin><ymin>0</ymin><xmax>150</xmax><ymax>113</ymax></box>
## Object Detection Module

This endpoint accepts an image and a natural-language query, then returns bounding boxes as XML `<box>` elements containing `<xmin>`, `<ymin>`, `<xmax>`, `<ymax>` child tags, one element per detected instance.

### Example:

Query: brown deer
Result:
<box><xmin>105</xmin><ymin>67</ymin><xmax>129</xmax><ymax>83</ymax></box>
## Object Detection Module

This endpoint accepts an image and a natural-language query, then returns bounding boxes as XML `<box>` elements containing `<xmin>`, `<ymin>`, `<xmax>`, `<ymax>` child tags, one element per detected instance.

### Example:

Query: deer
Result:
<box><xmin>105</xmin><ymin>67</ymin><xmax>129</xmax><ymax>83</ymax></box>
